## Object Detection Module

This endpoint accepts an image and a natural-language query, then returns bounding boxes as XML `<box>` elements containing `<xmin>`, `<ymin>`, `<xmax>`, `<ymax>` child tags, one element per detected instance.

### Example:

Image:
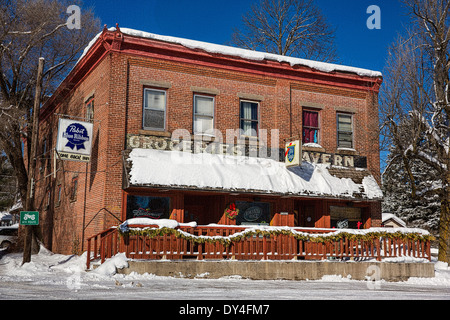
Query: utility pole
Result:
<box><xmin>22</xmin><ymin>57</ymin><xmax>45</xmax><ymax>265</ymax></box>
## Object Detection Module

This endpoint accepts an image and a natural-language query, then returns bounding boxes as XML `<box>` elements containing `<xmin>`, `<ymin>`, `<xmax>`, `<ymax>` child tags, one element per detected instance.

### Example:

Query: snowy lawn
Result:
<box><xmin>0</xmin><ymin>246</ymin><xmax>449</xmax><ymax>301</ymax></box>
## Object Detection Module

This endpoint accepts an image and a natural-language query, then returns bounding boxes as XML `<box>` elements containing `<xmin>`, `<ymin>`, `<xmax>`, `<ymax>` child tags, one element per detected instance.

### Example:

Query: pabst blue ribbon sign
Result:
<box><xmin>56</xmin><ymin>119</ymin><xmax>93</xmax><ymax>162</ymax></box>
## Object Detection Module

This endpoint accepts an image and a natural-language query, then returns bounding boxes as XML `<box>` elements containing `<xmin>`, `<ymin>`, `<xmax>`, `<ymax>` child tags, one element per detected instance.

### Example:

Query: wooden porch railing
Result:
<box><xmin>86</xmin><ymin>225</ymin><xmax>432</xmax><ymax>269</ymax></box>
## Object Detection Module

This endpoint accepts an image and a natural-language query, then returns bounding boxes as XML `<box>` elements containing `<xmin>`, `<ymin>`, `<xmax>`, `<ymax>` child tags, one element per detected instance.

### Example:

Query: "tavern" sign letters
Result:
<box><xmin>302</xmin><ymin>151</ymin><xmax>355</xmax><ymax>167</ymax></box>
<box><xmin>127</xmin><ymin>134</ymin><xmax>360</xmax><ymax>168</ymax></box>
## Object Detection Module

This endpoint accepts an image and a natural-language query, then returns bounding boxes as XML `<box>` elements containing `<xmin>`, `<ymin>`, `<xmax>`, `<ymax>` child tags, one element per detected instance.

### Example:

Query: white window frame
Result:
<box><xmin>193</xmin><ymin>94</ymin><xmax>215</xmax><ymax>135</ymax></box>
<box><xmin>336</xmin><ymin>113</ymin><xmax>354</xmax><ymax>149</ymax></box>
<box><xmin>239</xmin><ymin>100</ymin><xmax>259</xmax><ymax>138</ymax></box>
<box><xmin>143</xmin><ymin>88</ymin><xmax>167</xmax><ymax>131</ymax></box>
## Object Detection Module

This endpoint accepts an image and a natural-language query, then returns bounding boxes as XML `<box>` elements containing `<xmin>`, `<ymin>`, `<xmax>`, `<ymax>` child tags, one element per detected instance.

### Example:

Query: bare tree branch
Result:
<box><xmin>0</xmin><ymin>0</ymin><xmax>100</xmax><ymax>211</ymax></box>
<box><xmin>383</xmin><ymin>0</ymin><xmax>450</xmax><ymax>263</ymax></box>
<box><xmin>230</xmin><ymin>0</ymin><xmax>337</xmax><ymax>62</ymax></box>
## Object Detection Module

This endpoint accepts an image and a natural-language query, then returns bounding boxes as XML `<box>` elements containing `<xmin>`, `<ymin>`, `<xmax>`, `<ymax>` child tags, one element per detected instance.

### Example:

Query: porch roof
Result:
<box><xmin>126</xmin><ymin>148</ymin><xmax>383</xmax><ymax>201</ymax></box>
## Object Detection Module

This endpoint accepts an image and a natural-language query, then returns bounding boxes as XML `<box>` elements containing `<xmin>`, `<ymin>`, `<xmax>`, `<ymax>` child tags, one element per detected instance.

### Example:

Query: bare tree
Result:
<box><xmin>380</xmin><ymin>0</ymin><xmax>450</xmax><ymax>263</ymax></box>
<box><xmin>0</xmin><ymin>0</ymin><xmax>100</xmax><ymax>213</ymax></box>
<box><xmin>230</xmin><ymin>0</ymin><xmax>337</xmax><ymax>62</ymax></box>
<box><xmin>0</xmin><ymin>154</ymin><xmax>17</xmax><ymax>212</ymax></box>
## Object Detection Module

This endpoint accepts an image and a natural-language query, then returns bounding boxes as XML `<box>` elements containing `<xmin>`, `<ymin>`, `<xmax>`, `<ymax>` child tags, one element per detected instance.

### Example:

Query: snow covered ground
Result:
<box><xmin>0</xmin><ymin>246</ymin><xmax>449</xmax><ymax>302</ymax></box>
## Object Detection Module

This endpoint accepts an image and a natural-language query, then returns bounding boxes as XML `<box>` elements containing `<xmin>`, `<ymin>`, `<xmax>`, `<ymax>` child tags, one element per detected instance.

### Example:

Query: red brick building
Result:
<box><xmin>34</xmin><ymin>25</ymin><xmax>383</xmax><ymax>255</ymax></box>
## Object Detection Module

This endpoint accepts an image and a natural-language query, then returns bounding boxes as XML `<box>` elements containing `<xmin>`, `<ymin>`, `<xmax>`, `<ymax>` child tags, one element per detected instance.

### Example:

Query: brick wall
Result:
<box><xmin>35</xmin><ymin>54</ymin><xmax>112</xmax><ymax>254</ymax></box>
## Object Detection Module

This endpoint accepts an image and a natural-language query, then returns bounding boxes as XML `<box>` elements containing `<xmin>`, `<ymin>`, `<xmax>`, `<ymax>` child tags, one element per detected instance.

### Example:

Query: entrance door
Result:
<box><xmin>294</xmin><ymin>201</ymin><xmax>316</xmax><ymax>227</ymax></box>
<box><xmin>184</xmin><ymin>205</ymin><xmax>203</xmax><ymax>225</ymax></box>
<box><xmin>302</xmin><ymin>205</ymin><xmax>316</xmax><ymax>227</ymax></box>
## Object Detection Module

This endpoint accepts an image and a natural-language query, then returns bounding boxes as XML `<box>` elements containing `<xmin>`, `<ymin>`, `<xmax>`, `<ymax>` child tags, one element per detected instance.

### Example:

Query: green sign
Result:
<box><xmin>20</xmin><ymin>211</ymin><xmax>39</xmax><ymax>226</ymax></box>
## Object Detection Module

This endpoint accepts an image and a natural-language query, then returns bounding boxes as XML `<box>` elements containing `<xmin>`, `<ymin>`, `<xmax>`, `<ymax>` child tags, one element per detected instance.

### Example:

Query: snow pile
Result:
<box><xmin>119</xmin><ymin>218</ymin><xmax>197</xmax><ymax>234</ymax></box>
<box><xmin>92</xmin><ymin>253</ymin><xmax>128</xmax><ymax>277</ymax></box>
<box><xmin>406</xmin><ymin>262</ymin><xmax>450</xmax><ymax>286</ymax></box>
<box><xmin>128</xmin><ymin>148</ymin><xmax>383</xmax><ymax>200</ymax></box>
<box><xmin>78</xmin><ymin>27</ymin><xmax>382</xmax><ymax>78</ymax></box>
<box><xmin>303</xmin><ymin>143</ymin><xmax>324</xmax><ymax>148</ymax></box>
<box><xmin>1</xmin><ymin>245</ymin><xmax>450</xmax><ymax>299</ymax></box>
<box><xmin>318</xmin><ymin>274</ymin><xmax>354</xmax><ymax>282</ymax></box>
<box><xmin>0</xmin><ymin>211</ymin><xmax>9</xmax><ymax>220</ymax></box>
<box><xmin>0</xmin><ymin>245</ymin><xmax>86</xmax><ymax>278</ymax></box>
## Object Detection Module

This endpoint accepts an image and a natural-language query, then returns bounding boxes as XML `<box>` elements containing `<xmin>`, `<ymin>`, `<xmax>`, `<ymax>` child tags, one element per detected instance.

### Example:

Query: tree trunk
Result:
<box><xmin>439</xmin><ymin>160</ymin><xmax>450</xmax><ymax>263</ymax></box>
<box><xmin>438</xmin><ymin>199</ymin><xmax>450</xmax><ymax>263</ymax></box>
<box><xmin>22</xmin><ymin>58</ymin><xmax>44</xmax><ymax>265</ymax></box>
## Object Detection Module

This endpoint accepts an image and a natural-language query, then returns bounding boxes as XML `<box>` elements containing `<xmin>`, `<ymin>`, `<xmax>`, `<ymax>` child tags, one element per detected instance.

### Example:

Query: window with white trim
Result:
<box><xmin>143</xmin><ymin>88</ymin><xmax>166</xmax><ymax>131</ymax></box>
<box><xmin>240</xmin><ymin>100</ymin><xmax>259</xmax><ymax>137</ymax></box>
<box><xmin>337</xmin><ymin>113</ymin><xmax>353</xmax><ymax>148</ymax></box>
<box><xmin>193</xmin><ymin>95</ymin><xmax>214</xmax><ymax>134</ymax></box>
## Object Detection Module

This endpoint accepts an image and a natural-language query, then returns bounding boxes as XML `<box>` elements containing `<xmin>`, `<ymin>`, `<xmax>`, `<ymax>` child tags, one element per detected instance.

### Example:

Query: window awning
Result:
<box><xmin>126</xmin><ymin>148</ymin><xmax>383</xmax><ymax>200</ymax></box>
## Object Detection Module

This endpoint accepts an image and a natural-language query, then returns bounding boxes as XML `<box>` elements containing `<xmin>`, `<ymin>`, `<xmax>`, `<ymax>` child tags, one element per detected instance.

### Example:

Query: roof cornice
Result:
<box><xmin>40</xmin><ymin>25</ymin><xmax>383</xmax><ymax>120</ymax></box>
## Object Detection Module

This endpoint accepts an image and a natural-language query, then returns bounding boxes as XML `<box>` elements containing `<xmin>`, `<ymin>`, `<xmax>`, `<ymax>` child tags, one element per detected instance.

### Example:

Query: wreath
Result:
<box><xmin>224</xmin><ymin>202</ymin><xmax>239</xmax><ymax>220</ymax></box>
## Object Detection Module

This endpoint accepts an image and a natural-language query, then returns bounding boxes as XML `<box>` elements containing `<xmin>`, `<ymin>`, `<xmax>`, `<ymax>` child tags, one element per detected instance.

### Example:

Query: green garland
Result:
<box><xmin>118</xmin><ymin>226</ymin><xmax>434</xmax><ymax>247</ymax></box>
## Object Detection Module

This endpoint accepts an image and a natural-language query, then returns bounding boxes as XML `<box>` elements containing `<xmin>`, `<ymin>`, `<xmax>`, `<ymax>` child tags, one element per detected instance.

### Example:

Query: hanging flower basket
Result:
<box><xmin>224</xmin><ymin>202</ymin><xmax>239</xmax><ymax>220</ymax></box>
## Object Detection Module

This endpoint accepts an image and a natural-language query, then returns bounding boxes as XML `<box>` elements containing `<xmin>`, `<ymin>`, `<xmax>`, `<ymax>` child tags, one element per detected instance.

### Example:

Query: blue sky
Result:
<box><xmin>82</xmin><ymin>0</ymin><xmax>410</xmax><ymax>169</ymax></box>
<box><xmin>83</xmin><ymin>0</ymin><xmax>410</xmax><ymax>74</ymax></box>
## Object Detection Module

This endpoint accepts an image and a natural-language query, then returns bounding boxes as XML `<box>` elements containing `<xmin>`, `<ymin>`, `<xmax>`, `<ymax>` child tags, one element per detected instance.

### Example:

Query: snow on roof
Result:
<box><xmin>79</xmin><ymin>27</ymin><xmax>382</xmax><ymax>78</ymax></box>
<box><xmin>127</xmin><ymin>148</ymin><xmax>383</xmax><ymax>200</ymax></box>
<box><xmin>382</xmin><ymin>213</ymin><xmax>407</xmax><ymax>227</ymax></box>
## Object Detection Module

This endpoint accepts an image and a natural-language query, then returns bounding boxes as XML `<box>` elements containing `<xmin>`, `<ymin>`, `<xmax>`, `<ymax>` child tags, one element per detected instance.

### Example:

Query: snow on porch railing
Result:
<box><xmin>86</xmin><ymin>227</ymin><xmax>119</xmax><ymax>269</ymax></box>
<box><xmin>86</xmin><ymin>219</ymin><xmax>434</xmax><ymax>269</ymax></box>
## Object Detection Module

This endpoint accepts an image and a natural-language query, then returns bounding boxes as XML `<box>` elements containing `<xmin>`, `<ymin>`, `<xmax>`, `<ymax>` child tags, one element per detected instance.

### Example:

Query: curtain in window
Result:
<box><xmin>241</xmin><ymin>102</ymin><xmax>258</xmax><ymax>136</ymax></box>
<box><xmin>302</xmin><ymin>111</ymin><xmax>319</xmax><ymax>143</ymax></box>
<box><xmin>303</xmin><ymin>111</ymin><xmax>318</xmax><ymax>128</ymax></box>
<box><xmin>241</xmin><ymin>102</ymin><xmax>258</xmax><ymax>120</ymax></box>
<box><xmin>303</xmin><ymin>128</ymin><xmax>318</xmax><ymax>144</ymax></box>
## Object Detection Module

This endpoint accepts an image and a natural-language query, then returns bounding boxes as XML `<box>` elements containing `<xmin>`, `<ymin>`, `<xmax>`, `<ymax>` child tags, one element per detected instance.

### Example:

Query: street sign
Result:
<box><xmin>20</xmin><ymin>211</ymin><xmax>39</xmax><ymax>226</ymax></box>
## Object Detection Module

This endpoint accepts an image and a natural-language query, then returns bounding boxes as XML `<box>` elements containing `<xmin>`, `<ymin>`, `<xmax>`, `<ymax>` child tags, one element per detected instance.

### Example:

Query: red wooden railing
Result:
<box><xmin>86</xmin><ymin>227</ymin><xmax>119</xmax><ymax>269</ymax></box>
<box><xmin>86</xmin><ymin>225</ymin><xmax>432</xmax><ymax>269</ymax></box>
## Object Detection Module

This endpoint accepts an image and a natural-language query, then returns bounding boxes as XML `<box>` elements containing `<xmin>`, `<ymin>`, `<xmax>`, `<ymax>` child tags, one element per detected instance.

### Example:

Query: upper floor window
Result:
<box><xmin>143</xmin><ymin>88</ymin><xmax>166</xmax><ymax>131</ymax></box>
<box><xmin>240</xmin><ymin>101</ymin><xmax>258</xmax><ymax>137</ymax></box>
<box><xmin>70</xmin><ymin>176</ymin><xmax>78</xmax><ymax>202</ymax></box>
<box><xmin>56</xmin><ymin>184</ymin><xmax>62</xmax><ymax>207</ymax></box>
<box><xmin>86</xmin><ymin>97</ymin><xmax>94</xmax><ymax>122</ymax></box>
<box><xmin>302</xmin><ymin>110</ymin><xmax>319</xmax><ymax>144</ymax></box>
<box><xmin>193</xmin><ymin>95</ymin><xmax>214</xmax><ymax>134</ymax></box>
<box><xmin>337</xmin><ymin>113</ymin><xmax>353</xmax><ymax>148</ymax></box>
